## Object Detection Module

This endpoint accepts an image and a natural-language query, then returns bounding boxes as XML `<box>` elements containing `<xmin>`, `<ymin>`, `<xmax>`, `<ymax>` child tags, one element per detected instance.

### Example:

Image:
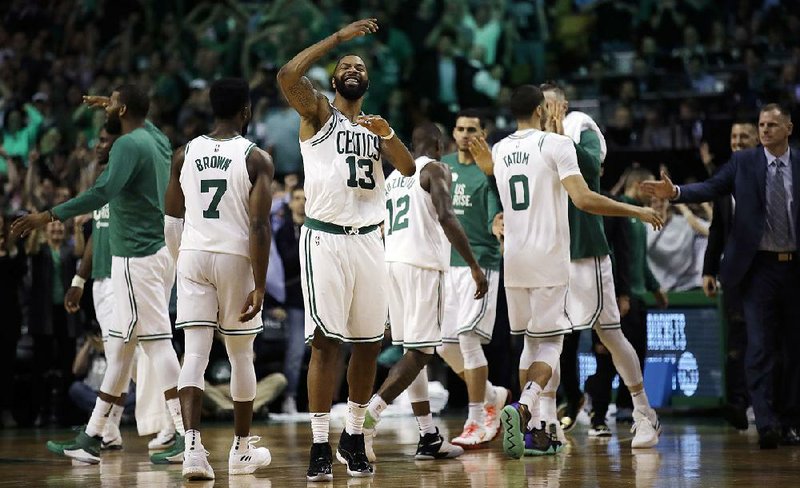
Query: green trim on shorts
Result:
<box><xmin>175</xmin><ymin>320</ymin><xmax>218</xmax><ymax>329</ymax></box>
<box><xmin>218</xmin><ymin>324</ymin><xmax>264</xmax><ymax>336</ymax></box>
<box><xmin>567</xmin><ymin>257</ymin><xmax>603</xmax><ymax>330</ymax></box>
<box><xmin>513</xmin><ymin>328</ymin><xmax>571</xmax><ymax>338</ymax></box>
<box><xmin>138</xmin><ymin>333</ymin><xmax>174</xmax><ymax>341</ymax></box>
<box><xmin>450</xmin><ymin>269</ymin><xmax>492</xmax><ymax>340</ymax></box>
<box><xmin>597</xmin><ymin>322</ymin><xmax>622</xmax><ymax>330</ymax></box>
<box><xmin>392</xmin><ymin>340</ymin><xmax>443</xmax><ymax>349</ymax></box>
<box><xmin>123</xmin><ymin>258</ymin><xmax>139</xmax><ymax>342</ymax></box>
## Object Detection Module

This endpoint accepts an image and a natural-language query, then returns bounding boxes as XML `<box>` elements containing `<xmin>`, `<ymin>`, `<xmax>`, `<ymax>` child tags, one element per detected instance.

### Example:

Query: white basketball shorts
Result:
<box><xmin>300</xmin><ymin>227</ymin><xmax>388</xmax><ymax>343</ymax></box>
<box><xmin>92</xmin><ymin>277</ymin><xmax>115</xmax><ymax>340</ymax></box>
<box><xmin>109</xmin><ymin>246</ymin><xmax>174</xmax><ymax>342</ymax></box>
<box><xmin>506</xmin><ymin>285</ymin><xmax>572</xmax><ymax>338</ymax></box>
<box><xmin>386</xmin><ymin>261</ymin><xmax>444</xmax><ymax>349</ymax></box>
<box><xmin>441</xmin><ymin>266</ymin><xmax>500</xmax><ymax>344</ymax></box>
<box><xmin>175</xmin><ymin>250</ymin><xmax>263</xmax><ymax>335</ymax></box>
<box><xmin>565</xmin><ymin>255</ymin><xmax>621</xmax><ymax>330</ymax></box>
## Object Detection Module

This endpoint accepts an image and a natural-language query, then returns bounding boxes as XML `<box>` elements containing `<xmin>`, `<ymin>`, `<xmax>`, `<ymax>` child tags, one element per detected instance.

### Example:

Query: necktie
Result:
<box><xmin>766</xmin><ymin>159</ymin><xmax>792</xmax><ymax>249</ymax></box>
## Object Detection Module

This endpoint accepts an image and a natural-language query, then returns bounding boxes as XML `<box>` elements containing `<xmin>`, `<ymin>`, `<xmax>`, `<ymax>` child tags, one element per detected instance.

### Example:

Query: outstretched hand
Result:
<box><xmin>336</xmin><ymin>18</ymin><xmax>379</xmax><ymax>42</ymax></box>
<box><xmin>239</xmin><ymin>288</ymin><xmax>265</xmax><ymax>322</ymax></box>
<box><xmin>357</xmin><ymin>115</ymin><xmax>392</xmax><ymax>138</ymax></box>
<box><xmin>10</xmin><ymin>211</ymin><xmax>51</xmax><ymax>238</ymax></box>
<box><xmin>639</xmin><ymin>171</ymin><xmax>678</xmax><ymax>200</ymax></box>
<box><xmin>83</xmin><ymin>95</ymin><xmax>110</xmax><ymax>109</ymax></box>
<box><xmin>637</xmin><ymin>206</ymin><xmax>665</xmax><ymax>231</ymax></box>
<box><xmin>468</xmin><ymin>137</ymin><xmax>494</xmax><ymax>175</ymax></box>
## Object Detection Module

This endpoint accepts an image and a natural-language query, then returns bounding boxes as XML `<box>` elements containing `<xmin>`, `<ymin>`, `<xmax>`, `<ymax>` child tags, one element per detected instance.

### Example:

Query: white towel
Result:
<box><xmin>133</xmin><ymin>345</ymin><xmax>171</xmax><ymax>436</ymax></box>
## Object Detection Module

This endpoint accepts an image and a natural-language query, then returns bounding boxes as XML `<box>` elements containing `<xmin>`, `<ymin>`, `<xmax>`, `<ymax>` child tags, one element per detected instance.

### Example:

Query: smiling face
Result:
<box><xmin>332</xmin><ymin>55</ymin><xmax>369</xmax><ymax>101</ymax></box>
<box><xmin>730</xmin><ymin>123</ymin><xmax>758</xmax><ymax>152</ymax></box>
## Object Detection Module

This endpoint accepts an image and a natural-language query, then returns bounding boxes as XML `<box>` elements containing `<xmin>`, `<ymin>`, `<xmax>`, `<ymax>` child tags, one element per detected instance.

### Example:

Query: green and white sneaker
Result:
<box><xmin>47</xmin><ymin>430</ymin><xmax>102</xmax><ymax>464</ymax></box>
<box><xmin>150</xmin><ymin>433</ymin><xmax>185</xmax><ymax>464</ymax></box>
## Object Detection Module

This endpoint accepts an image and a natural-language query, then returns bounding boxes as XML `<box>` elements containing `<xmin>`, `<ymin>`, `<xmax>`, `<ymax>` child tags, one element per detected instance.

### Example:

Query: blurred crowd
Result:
<box><xmin>1</xmin><ymin>0</ymin><xmax>799</xmax><ymax>425</ymax></box>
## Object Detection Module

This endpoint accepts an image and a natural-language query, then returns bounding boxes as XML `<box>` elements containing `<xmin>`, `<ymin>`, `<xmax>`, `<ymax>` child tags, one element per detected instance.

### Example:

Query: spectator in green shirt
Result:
<box><xmin>1</xmin><ymin>103</ymin><xmax>44</xmax><ymax>172</ymax></box>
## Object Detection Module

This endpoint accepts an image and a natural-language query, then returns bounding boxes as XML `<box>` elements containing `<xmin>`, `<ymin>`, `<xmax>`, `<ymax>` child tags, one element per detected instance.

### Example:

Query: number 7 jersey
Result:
<box><xmin>492</xmin><ymin>129</ymin><xmax>581</xmax><ymax>288</ymax></box>
<box><xmin>180</xmin><ymin>134</ymin><xmax>256</xmax><ymax>258</ymax></box>
<box><xmin>300</xmin><ymin>107</ymin><xmax>385</xmax><ymax>227</ymax></box>
<box><xmin>384</xmin><ymin>156</ymin><xmax>450</xmax><ymax>271</ymax></box>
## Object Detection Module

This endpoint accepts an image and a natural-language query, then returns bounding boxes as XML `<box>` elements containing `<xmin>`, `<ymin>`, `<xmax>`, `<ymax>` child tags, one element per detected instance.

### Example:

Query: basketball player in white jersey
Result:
<box><xmin>362</xmin><ymin>123</ymin><xmax>488</xmax><ymax>462</ymax></box>
<box><xmin>277</xmin><ymin>19</ymin><xmax>415</xmax><ymax>481</ymax></box>
<box><xmin>163</xmin><ymin>78</ymin><xmax>275</xmax><ymax>481</ymax></box>
<box><xmin>468</xmin><ymin>85</ymin><xmax>662</xmax><ymax>459</ymax></box>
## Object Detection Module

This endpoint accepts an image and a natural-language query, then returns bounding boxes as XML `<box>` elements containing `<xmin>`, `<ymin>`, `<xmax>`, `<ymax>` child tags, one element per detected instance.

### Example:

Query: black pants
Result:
<box><xmin>559</xmin><ymin>330</ymin><xmax>583</xmax><ymax>407</ymax></box>
<box><xmin>740</xmin><ymin>254</ymin><xmax>800</xmax><ymax>432</ymax></box>
<box><xmin>721</xmin><ymin>285</ymin><xmax>749</xmax><ymax>409</ymax></box>
<box><xmin>586</xmin><ymin>296</ymin><xmax>648</xmax><ymax>414</ymax></box>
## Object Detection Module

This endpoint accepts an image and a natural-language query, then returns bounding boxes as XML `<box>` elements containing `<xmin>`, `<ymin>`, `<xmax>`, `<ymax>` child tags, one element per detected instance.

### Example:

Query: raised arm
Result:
<box><xmin>422</xmin><ymin>162</ymin><xmax>488</xmax><ymax>299</ymax></box>
<box><xmin>277</xmin><ymin>19</ymin><xmax>378</xmax><ymax>133</ymax></box>
<box><xmin>164</xmin><ymin>147</ymin><xmax>186</xmax><ymax>262</ymax></box>
<box><xmin>240</xmin><ymin>147</ymin><xmax>275</xmax><ymax>322</ymax></box>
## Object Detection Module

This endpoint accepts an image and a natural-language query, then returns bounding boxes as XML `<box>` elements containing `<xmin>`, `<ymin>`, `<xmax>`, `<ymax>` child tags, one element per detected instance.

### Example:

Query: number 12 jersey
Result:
<box><xmin>492</xmin><ymin>129</ymin><xmax>581</xmax><ymax>288</ymax></box>
<box><xmin>180</xmin><ymin>134</ymin><xmax>256</xmax><ymax>258</ymax></box>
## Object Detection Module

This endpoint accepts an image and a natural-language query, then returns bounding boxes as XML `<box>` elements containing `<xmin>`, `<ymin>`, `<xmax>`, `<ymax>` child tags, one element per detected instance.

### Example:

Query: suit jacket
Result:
<box><xmin>702</xmin><ymin>194</ymin><xmax>734</xmax><ymax>277</ymax></box>
<box><xmin>677</xmin><ymin>145</ymin><xmax>800</xmax><ymax>287</ymax></box>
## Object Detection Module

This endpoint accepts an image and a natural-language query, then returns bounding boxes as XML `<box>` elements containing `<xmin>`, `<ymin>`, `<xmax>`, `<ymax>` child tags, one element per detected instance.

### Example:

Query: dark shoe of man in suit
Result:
<box><xmin>724</xmin><ymin>404</ymin><xmax>749</xmax><ymax>431</ymax></box>
<box><xmin>780</xmin><ymin>426</ymin><xmax>800</xmax><ymax>446</ymax></box>
<box><xmin>759</xmin><ymin>427</ymin><xmax>780</xmax><ymax>449</ymax></box>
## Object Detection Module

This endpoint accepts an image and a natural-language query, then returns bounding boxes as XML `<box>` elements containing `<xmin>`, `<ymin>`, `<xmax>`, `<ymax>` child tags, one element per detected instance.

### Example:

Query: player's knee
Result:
<box><xmin>310</xmin><ymin>328</ymin><xmax>340</xmax><ymax>353</ymax></box>
<box><xmin>459</xmin><ymin>332</ymin><xmax>487</xmax><ymax>370</ymax></box>
<box><xmin>525</xmin><ymin>336</ymin><xmax>562</xmax><ymax>371</ymax></box>
<box><xmin>436</xmin><ymin>342</ymin><xmax>464</xmax><ymax>374</ymax></box>
<box><xmin>178</xmin><ymin>349</ymin><xmax>210</xmax><ymax>391</ymax></box>
<box><xmin>519</xmin><ymin>338</ymin><xmax>537</xmax><ymax>372</ymax></box>
<box><xmin>406</xmin><ymin>348</ymin><xmax>434</xmax><ymax>367</ymax></box>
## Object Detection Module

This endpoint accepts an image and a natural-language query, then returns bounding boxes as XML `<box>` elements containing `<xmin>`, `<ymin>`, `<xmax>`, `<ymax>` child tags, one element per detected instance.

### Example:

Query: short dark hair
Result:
<box><xmin>624</xmin><ymin>167</ymin><xmax>655</xmax><ymax>191</ymax></box>
<box><xmin>455</xmin><ymin>108</ymin><xmax>489</xmax><ymax>129</ymax></box>
<box><xmin>210</xmin><ymin>78</ymin><xmax>250</xmax><ymax>119</ymax></box>
<box><xmin>760</xmin><ymin>103</ymin><xmax>792</xmax><ymax>121</ymax></box>
<box><xmin>334</xmin><ymin>54</ymin><xmax>366</xmax><ymax>72</ymax></box>
<box><xmin>731</xmin><ymin>120</ymin><xmax>756</xmax><ymax>129</ymax></box>
<box><xmin>509</xmin><ymin>85</ymin><xmax>544</xmax><ymax>120</ymax></box>
<box><xmin>114</xmin><ymin>84</ymin><xmax>150</xmax><ymax>119</ymax></box>
<box><xmin>539</xmin><ymin>81</ymin><xmax>565</xmax><ymax>98</ymax></box>
<box><xmin>412</xmin><ymin>122</ymin><xmax>443</xmax><ymax>148</ymax></box>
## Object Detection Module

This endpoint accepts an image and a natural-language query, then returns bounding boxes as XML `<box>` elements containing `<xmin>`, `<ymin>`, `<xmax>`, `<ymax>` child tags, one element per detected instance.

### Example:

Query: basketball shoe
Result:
<box><xmin>415</xmin><ymin>428</ymin><xmax>464</xmax><ymax>460</ymax></box>
<box><xmin>484</xmin><ymin>386</ymin><xmax>511</xmax><ymax>441</ymax></box>
<box><xmin>307</xmin><ymin>442</ymin><xmax>334</xmax><ymax>482</ymax></box>
<box><xmin>631</xmin><ymin>408</ymin><xmax>661</xmax><ymax>448</ymax></box>
<box><xmin>182</xmin><ymin>448</ymin><xmax>214</xmax><ymax>481</ymax></box>
<box><xmin>229</xmin><ymin>436</ymin><xmax>272</xmax><ymax>475</ymax></box>
<box><xmin>150</xmin><ymin>433</ymin><xmax>185</xmax><ymax>464</ymax></box>
<box><xmin>451</xmin><ymin>419</ymin><xmax>488</xmax><ymax>448</ymax></box>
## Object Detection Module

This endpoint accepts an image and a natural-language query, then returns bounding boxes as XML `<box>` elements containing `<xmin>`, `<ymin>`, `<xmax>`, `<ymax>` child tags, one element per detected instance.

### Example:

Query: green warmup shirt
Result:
<box><xmin>620</xmin><ymin>195</ymin><xmax>661</xmax><ymax>300</ymax></box>
<box><xmin>91</xmin><ymin>204</ymin><xmax>112</xmax><ymax>279</ymax></box>
<box><xmin>53</xmin><ymin>121</ymin><xmax>172</xmax><ymax>257</ymax></box>
<box><xmin>441</xmin><ymin>153</ymin><xmax>501</xmax><ymax>270</ymax></box>
<box><xmin>568</xmin><ymin>130</ymin><xmax>611</xmax><ymax>260</ymax></box>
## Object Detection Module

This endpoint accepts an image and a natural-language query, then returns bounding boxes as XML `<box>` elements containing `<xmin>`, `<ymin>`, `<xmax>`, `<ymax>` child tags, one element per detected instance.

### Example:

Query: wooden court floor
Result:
<box><xmin>1</xmin><ymin>416</ymin><xmax>799</xmax><ymax>487</ymax></box>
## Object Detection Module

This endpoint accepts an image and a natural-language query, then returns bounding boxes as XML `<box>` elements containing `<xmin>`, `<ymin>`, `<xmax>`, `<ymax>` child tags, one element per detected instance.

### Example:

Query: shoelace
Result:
<box><xmin>246</xmin><ymin>435</ymin><xmax>262</xmax><ymax>449</ymax></box>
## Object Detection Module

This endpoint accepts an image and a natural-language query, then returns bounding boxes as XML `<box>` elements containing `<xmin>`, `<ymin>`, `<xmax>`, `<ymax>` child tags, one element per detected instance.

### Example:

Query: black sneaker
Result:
<box><xmin>559</xmin><ymin>395</ymin><xmax>585</xmax><ymax>432</ymax></box>
<box><xmin>306</xmin><ymin>442</ymin><xmax>333</xmax><ymax>482</ymax></box>
<box><xmin>524</xmin><ymin>421</ymin><xmax>561</xmax><ymax>456</ymax></box>
<box><xmin>588</xmin><ymin>422</ymin><xmax>612</xmax><ymax>437</ymax></box>
<box><xmin>336</xmin><ymin>431</ymin><xmax>374</xmax><ymax>477</ymax></box>
<box><xmin>415</xmin><ymin>428</ymin><xmax>465</xmax><ymax>460</ymax></box>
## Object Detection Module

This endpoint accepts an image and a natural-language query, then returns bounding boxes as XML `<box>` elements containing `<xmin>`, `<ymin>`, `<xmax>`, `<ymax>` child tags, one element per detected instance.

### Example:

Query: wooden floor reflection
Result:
<box><xmin>1</xmin><ymin>417</ymin><xmax>799</xmax><ymax>487</ymax></box>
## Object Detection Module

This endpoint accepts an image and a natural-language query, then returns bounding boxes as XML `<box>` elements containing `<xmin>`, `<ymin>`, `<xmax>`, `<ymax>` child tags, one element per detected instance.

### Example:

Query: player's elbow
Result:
<box><xmin>571</xmin><ymin>192</ymin><xmax>593</xmax><ymax>212</ymax></box>
<box><xmin>400</xmin><ymin>163</ymin><xmax>416</xmax><ymax>177</ymax></box>
<box><xmin>277</xmin><ymin>65</ymin><xmax>297</xmax><ymax>85</ymax></box>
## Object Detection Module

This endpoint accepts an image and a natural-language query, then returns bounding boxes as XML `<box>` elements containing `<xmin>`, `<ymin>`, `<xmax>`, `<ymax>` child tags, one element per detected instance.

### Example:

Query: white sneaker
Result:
<box><xmin>148</xmin><ymin>426</ymin><xmax>177</xmax><ymax>450</ymax></box>
<box><xmin>183</xmin><ymin>449</ymin><xmax>214</xmax><ymax>480</ymax></box>
<box><xmin>631</xmin><ymin>409</ymin><xmax>661</xmax><ymax>448</ymax></box>
<box><xmin>229</xmin><ymin>436</ymin><xmax>272</xmax><ymax>475</ymax></box>
<box><xmin>451</xmin><ymin>420</ymin><xmax>488</xmax><ymax>448</ymax></box>
<box><xmin>101</xmin><ymin>422</ymin><xmax>123</xmax><ymax>450</ymax></box>
<box><xmin>484</xmin><ymin>387</ymin><xmax>510</xmax><ymax>441</ymax></box>
<box><xmin>282</xmin><ymin>396</ymin><xmax>298</xmax><ymax>414</ymax></box>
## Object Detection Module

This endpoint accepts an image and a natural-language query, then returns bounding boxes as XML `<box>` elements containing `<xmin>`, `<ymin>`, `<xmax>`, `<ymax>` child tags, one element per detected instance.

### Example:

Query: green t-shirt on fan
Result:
<box><xmin>568</xmin><ymin>130</ymin><xmax>611</xmax><ymax>260</ymax></box>
<box><xmin>441</xmin><ymin>153</ymin><xmax>501</xmax><ymax>271</ymax></box>
<box><xmin>53</xmin><ymin>121</ymin><xmax>172</xmax><ymax>258</ymax></box>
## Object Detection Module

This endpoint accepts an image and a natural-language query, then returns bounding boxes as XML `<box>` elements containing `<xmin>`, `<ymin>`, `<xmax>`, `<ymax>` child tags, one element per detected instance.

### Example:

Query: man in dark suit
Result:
<box><xmin>643</xmin><ymin>104</ymin><xmax>799</xmax><ymax>449</ymax></box>
<box><xmin>702</xmin><ymin>121</ymin><xmax>759</xmax><ymax>430</ymax></box>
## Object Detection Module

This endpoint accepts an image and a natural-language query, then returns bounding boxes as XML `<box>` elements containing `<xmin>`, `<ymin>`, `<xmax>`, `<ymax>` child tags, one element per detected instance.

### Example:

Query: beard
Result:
<box><xmin>334</xmin><ymin>75</ymin><xmax>369</xmax><ymax>101</ymax></box>
<box><xmin>105</xmin><ymin>115</ymin><xmax>122</xmax><ymax>136</ymax></box>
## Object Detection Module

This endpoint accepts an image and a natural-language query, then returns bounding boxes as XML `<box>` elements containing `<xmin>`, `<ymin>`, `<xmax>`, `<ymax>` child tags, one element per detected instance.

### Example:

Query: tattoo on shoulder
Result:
<box><xmin>287</xmin><ymin>79</ymin><xmax>318</xmax><ymax>109</ymax></box>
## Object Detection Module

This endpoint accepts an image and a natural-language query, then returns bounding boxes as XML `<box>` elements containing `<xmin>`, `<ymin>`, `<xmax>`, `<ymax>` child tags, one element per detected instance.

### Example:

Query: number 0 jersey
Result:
<box><xmin>300</xmin><ymin>107</ymin><xmax>385</xmax><ymax>227</ymax></box>
<box><xmin>180</xmin><ymin>135</ymin><xmax>256</xmax><ymax>258</ymax></box>
<box><xmin>492</xmin><ymin>129</ymin><xmax>581</xmax><ymax>288</ymax></box>
<box><xmin>384</xmin><ymin>156</ymin><xmax>450</xmax><ymax>271</ymax></box>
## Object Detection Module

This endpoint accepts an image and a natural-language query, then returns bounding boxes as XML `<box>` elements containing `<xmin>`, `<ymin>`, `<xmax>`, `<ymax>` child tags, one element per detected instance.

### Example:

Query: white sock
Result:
<box><xmin>105</xmin><ymin>403</ymin><xmax>124</xmax><ymax>433</ymax></box>
<box><xmin>368</xmin><ymin>395</ymin><xmax>388</xmax><ymax>423</ymax></box>
<box><xmin>232</xmin><ymin>434</ymin><xmax>249</xmax><ymax>454</ymax></box>
<box><xmin>484</xmin><ymin>382</ymin><xmax>497</xmax><ymax>404</ymax></box>
<box><xmin>186</xmin><ymin>429</ymin><xmax>202</xmax><ymax>451</ymax></box>
<box><xmin>467</xmin><ymin>402</ymin><xmax>485</xmax><ymax>424</ymax></box>
<box><xmin>540</xmin><ymin>396</ymin><xmax>557</xmax><ymax>424</ymax></box>
<box><xmin>86</xmin><ymin>398</ymin><xmax>113</xmax><ymax>437</ymax></box>
<box><xmin>311</xmin><ymin>413</ymin><xmax>330</xmax><ymax>444</ymax></box>
<box><xmin>632</xmin><ymin>388</ymin><xmax>651</xmax><ymax>412</ymax></box>
<box><xmin>519</xmin><ymin>381</ymin><xmax>542</xmax><ymax>431</ymax></box>
<box><xmin>416</xmin><ymin>414</ymin><xmax>437</xmax><ymax>436</ymax></box>
<box><xmin>166</xmin><ymin>398</ymin><xmax>185</xmax><ymax>435</ymax></box>
<box><xmin>346</xmin><ymin>400</ymin><xmax>368</xmax><ymax>435</ymax></box>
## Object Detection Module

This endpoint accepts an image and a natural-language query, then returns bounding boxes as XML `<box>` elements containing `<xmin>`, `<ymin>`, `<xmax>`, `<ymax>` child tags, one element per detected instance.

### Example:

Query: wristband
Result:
<box><xmin>381</xmin><ymin>128</ymin><xmax>395</xmax><ymax>140</ymax></box>
<box><xmin>71</xmin><ymin>275</ymin><xmax>86</xmax><ymax>289</ymax></box>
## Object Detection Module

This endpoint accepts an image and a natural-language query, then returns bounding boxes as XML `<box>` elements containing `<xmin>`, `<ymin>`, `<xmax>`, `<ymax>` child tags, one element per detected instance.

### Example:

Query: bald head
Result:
<box><xmin>412</xmin><ymin>122</ymin><xmax>443</xmax><ymax>159</ymax></box>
